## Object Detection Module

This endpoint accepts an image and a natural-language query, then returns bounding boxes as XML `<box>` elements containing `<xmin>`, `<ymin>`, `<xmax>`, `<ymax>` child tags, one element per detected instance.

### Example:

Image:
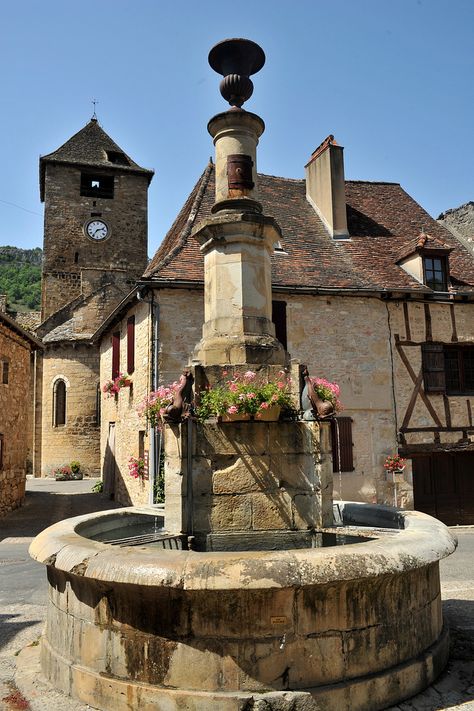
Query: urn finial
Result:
<box><xmin>208</xmin><ymin>38</ymin><xmax>265</xmax><ymax>108</ymax></box>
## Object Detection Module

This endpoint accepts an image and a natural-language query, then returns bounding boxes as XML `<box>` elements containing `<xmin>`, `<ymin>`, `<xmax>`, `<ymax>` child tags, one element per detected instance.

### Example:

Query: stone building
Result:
<box><xmin>36</xmin><ymin>118</ymin><xmax>153</xmax><ymax>476</ymax></box>
<box><xmin>96</xmin><ymin>133</ymin><xmax>474</xmax><ymax>524</ymax></box>
<box><xmin>0</xmin><ymin>310</ymin><xmax>42</xmax><ymax>516</ymax></box>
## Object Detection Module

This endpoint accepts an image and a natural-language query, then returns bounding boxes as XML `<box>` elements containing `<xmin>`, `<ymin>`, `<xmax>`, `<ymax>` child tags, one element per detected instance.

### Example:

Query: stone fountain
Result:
<box><xmin>30</xmin><ymin>39</ymin><xmax>456</xmax><ymax>711</ymax></box>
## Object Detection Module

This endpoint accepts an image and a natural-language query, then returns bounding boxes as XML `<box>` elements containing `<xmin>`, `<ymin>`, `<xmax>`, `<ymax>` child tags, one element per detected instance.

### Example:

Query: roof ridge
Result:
<box><xmin>146</xmin><ymin>162</ymin><xmax>213</xmax><ymax>277</ymax></box>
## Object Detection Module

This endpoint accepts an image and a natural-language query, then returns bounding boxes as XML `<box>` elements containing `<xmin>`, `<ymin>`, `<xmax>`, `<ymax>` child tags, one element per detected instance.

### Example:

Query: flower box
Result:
<box><xmin>220</xmin><ymin>412</ymin><xmax>252</xmax><ymax>423</ymax></box>
<box><xmin>254</xmin><ymin>405</ymin><xmax>281</xmax><ymax>422</ymax></box>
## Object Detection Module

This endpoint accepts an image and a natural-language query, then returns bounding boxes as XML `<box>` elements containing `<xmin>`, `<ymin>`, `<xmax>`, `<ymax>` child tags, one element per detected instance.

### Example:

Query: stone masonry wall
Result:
<box><xmin>164</xmin><ymin>420</ymin><xmax>333</xmax><ymax>542</ymax></box>
<box><xmin>0</xmin><ymin>323</ymin><xmax>32</xmax><ymax>516</ymax></box>
<box><xmin>42</xmin><ymin>164</ymin><xmax>149</xmax><ymax>319</ymax></box>
<box><xmin>100</xmin><ymin>300</ymin><xmax>150</xmax><ymax>505</ymax></box>
<box><xmin>41</xmin><ymin>344</ymin><xmax>100</xmax><ymax>477</ymax></box>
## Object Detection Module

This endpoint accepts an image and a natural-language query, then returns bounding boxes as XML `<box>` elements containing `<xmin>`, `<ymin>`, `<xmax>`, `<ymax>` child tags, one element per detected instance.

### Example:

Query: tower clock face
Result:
<box><xmin>84</xmin><ymin>218</ymin><xmax>110</xmax><ymax>241</ymax></box>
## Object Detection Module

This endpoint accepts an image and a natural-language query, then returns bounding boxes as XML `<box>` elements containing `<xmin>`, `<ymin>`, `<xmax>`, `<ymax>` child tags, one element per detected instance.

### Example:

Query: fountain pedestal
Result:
<box><xmin>164</xmin><ymin>419</ymin><xmax>333</xmax><ymax>547</ymax></box>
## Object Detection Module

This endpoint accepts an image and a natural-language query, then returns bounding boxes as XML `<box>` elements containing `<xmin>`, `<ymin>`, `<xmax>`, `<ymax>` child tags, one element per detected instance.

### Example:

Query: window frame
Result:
<box><xmin>53</xmin><ymin>379</ymin><xmax>67</xmax><ymax>427</ymax></box>
<box><xmin>444</xmin><ymin>345</ymin><xmax>474</xmax><ymax>395</ymax></box>
<box><xmin>422</xmin><ymin>252</ymin><xmax>449</xmax><ymax>292</ymax></box>
<box><xmin>80</xmin><ymin>172</ymin><xmax>115</xmax><ymax>199</ymax></box>
<box><xmin>112</xmin><ymin>331</ymin><xmax>121</xmax><ymax>380</ymax></box>
<box><xmin>422</xmin><ymin>343</ymin><xmax>474</xmax><ymax>395</ymax></box>
<box><xmin>127</xmin><ymin>316</ymin><xmax>135</xmax><ymax>375</ymax></box>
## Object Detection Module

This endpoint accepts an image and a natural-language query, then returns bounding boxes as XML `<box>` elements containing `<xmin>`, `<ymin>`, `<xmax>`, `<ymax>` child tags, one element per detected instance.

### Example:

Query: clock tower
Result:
<box><xmin>36</xmin><ymin>118</ymin><xmax>153</xmax><ymax>478</ymax></box>
<box><xmin>40</xmin><ymin>117</ymin><xmax>154</xmax><ymax>320</ymax></box>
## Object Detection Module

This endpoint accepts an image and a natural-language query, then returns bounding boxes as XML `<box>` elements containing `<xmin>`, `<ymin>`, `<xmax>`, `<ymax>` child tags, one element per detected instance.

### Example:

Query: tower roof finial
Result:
<box><xmin>91</xmin><ymin>99</ymin><xmax>99</xmax><ymax>121</ymax></box>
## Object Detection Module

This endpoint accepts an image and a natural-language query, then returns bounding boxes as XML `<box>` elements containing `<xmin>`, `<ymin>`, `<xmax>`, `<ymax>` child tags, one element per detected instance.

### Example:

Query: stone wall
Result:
<box><xmin>40</xmin><ymin>344</ymin><xmax>101</xmax><ymax>477</ymax></box>
<box><xmin>164</xmin><ymin>419</ymin><xmax>333</xmax><ymax>544</ymax></box>
<box><xmin>99</xmin><ymin>286</ymin><xmax>473</xmax><ymax>510</ymax></box>
<box><xmin>42</xmin><ymin>164</ymin><xmax>149</xmax><ymax>319</ymax></box>
<box><xmin>100</xmin><ymin>300</ymin><xmax>150</xmax><ymax>505</ymax></box>
<box><xmin>0</xmin><ymin>322</ymin><xmax>32</xmax><ymax>515</ymax></box>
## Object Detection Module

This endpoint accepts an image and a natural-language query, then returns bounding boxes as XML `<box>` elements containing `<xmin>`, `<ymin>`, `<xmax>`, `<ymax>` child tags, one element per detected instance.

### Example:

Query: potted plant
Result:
<box><xmin>197</xmin><ymin>370</ymin><xmax>294</xmax><ymax>422</ymax></box>
<box><xmin>310</xmin><ymin>377</ymin><xmax>343</xmax><ymax>413</ymax></box>
<box><xmin>128</xmin><ymin>456</ymin><xmax>146</xmax><ymax>479</ymax></box>
<box><xmin>102</xmin><ymin>373</ymin><xmax>132</xmax><ymax>398</ymax></box>
<box><xmin>137</xmin><ymin>383</ymin><xmax>180</xmax><ymax>428</ymax></box>
<box><xmin>384</xmin><ymin>454</ymin><xmax>406</xmax><ymax>483</ymax></box>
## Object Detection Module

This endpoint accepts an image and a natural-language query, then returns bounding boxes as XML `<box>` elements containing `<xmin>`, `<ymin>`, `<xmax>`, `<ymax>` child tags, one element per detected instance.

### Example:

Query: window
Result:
<box><xmin>422</xmin><ymin>344</ymin><xmax>474</xmax><ymax>395</ymax></box>
<box><xmin>0</xmin><ymin>434</ymin><xmax>3</xmax><ymax>469</ymax></box>
<box><xmin>53</xmin><ymin>379</ymin><xmax>67</xmax><ymax>427</ymax></box>
<box><xmin>80</xmin><ymin>173</ymin><xmax>114</xmax><ymax>199</ymax></box>
<box><xmin>423</xmin><ymin>256</ymin><xmax>448</xmax><ymax>291</ymax></box>
<box><xmin>331</xmin><ymin>417</ymin><xmax>354</xmax><ymax>472</ymax></box>
<box><xmin>106</xmin><ymin>150</ymin><xmax>129</xmax><ymax>165</ymax></box>
<box><xmin>127</xmin><ymin>316</ymin><xmax>135</xmax><ymax>374</ymax></box>
<box><xmin>96</xmin><ymin>384</ymin><xmax>101</xmax><ymax>426</ymax></box>
<box><xmin>112</xmin><ymin>331</ymin><xmax>120</xmax><ymax>380</ymax></box>
<box><xmin>444</xmin><ymin>346</ymin><xmax>474</xmax><ymax>394</ymax></box>
<box><xmin>1</xmin><ymin>359</ymin><xmax>9</xmax><ymax>384</ymax></box>
<box><xmin>272</xmin><ymin>300</ymin><xmax>287</xmax><ymax>350</ymax></box>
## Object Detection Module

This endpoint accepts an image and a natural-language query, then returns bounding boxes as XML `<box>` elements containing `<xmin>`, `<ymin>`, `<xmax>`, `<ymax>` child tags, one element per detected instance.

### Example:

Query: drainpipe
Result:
<box><xmin>148</xmin><ymin>292</ymin><xmax>160</xmax><ymax>505</ymax></box>
<box><xmin>32</xmin><ymin>349</ymin><xmax>37</xmax><ymax>477</ymax></box>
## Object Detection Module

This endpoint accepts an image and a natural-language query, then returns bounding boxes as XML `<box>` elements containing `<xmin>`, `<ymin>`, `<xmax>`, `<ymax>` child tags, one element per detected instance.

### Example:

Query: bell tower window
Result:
<box><xmin>80</xmin><ymin>173</ymin><xmax>114</xmax><ymax>199</ymax></box>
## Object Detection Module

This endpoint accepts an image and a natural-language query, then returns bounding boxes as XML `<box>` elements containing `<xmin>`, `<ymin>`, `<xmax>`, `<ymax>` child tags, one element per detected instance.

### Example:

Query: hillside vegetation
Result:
<box><xmin>0</xmin><ymin>246</ymin><xmax>42</xmax><ymax>310</ymax></box>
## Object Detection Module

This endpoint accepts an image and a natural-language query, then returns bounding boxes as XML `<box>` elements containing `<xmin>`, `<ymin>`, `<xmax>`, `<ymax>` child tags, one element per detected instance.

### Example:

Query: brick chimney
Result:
<box><xmin>305</xmin><ymin>135</ymin><xmax>349</xmax><ymax>239</ymax></box>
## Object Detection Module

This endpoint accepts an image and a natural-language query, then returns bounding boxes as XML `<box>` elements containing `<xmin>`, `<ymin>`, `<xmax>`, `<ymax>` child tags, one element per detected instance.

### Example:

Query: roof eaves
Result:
<box><xmin>0</xmin><ymin>311</ymin><xmax>43</xmax><ymax>349</ymax></box>
<box><xmin>145</xmin><ymin>161</ymin><xmax>213</xmax><ymax>278</ymax></box>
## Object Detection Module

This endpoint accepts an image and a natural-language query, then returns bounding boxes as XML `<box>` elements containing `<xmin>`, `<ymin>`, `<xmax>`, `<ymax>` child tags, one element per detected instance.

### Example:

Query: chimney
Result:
<box><xmin>305</xmin><ymin>135</ymin><xmax>349</xmax><ymax>239</ymax></box>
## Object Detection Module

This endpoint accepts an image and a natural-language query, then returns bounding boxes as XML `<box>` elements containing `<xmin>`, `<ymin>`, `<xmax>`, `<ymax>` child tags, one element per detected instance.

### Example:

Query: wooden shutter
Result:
<box><xmin>127</xmin><ymin>316</ymin><xmax>135</xmax><ymax>374</ymax></box>
<box><xmin>112</xmin><ymin>331</ymin><xmax>120</xmax><ymax>380</ymax></box>
<box><xmin>421</xmin><ymin>343</ymin><xmax>446</xmax><ymax>392</ymax></box>
<box><xmin>272</xmin><ymin>300</ymin><xmax>287</xmax><ymax>350</ymax></box>
<box><xmin>331</xmin><ymin>417</ymin><xmax>354</xmax><ymax>472</ymax></box>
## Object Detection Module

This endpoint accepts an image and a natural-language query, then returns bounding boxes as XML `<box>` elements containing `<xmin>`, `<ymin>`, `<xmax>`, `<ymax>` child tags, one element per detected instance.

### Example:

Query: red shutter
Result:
<box><xmin>331</xmin><ymin>417</ymin><xmax>354</xmax><ymax>472</ymax></box>
<box><xmin>127</xmin><ymin>316</ymin><xmax>135</xmax><ymax>375</ymax></box>
<box><xmin>112</xmin><ymin>331</ymin><xmax>120</xmax><ymax>380</ymax></box>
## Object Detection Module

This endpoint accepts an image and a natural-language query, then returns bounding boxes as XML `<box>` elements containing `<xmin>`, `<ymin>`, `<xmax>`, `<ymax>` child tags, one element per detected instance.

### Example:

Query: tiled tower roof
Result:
<box><xmin>39</xmin><ymin>118</ymin><xmax>154</xmax><ymax>200</ymax></box>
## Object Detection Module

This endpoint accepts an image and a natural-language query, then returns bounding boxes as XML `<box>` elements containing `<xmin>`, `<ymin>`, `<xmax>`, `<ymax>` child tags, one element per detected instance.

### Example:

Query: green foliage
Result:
<box><xmin>70</xmin><ymin>460</ymin><xmax>81</xmax><ymax>475</ymax></box>
<box><xmin>92</xmin><ymin>480</ymin><xmax>104</xmax><ymax>493</ymax></box>
<box><xmin>0</xmin><ymin>246</ymin><xmax>42</xmax><ymax>310</ymax></box>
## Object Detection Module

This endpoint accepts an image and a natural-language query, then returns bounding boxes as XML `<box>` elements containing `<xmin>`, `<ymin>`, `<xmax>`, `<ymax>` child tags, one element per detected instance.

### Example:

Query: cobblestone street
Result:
<box><xmin>0</xmin><ymin>478</ymin><xmax>473</xmax><ymax>711</ymax></box>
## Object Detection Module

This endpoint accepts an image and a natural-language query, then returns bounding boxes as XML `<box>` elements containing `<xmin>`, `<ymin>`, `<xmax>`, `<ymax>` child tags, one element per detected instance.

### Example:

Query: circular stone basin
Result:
<box><xmin>29</xmin><ymin>503</ymin><xmax>456</xmax><ymax>711</ymax></box>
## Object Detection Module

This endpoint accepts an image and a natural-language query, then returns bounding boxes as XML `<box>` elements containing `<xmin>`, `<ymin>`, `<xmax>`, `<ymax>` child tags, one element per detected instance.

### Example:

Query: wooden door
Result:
<box><xmin>413</xmin><ymin>453</ymin><xmax>474</xmax><ymax>525</ymax></box>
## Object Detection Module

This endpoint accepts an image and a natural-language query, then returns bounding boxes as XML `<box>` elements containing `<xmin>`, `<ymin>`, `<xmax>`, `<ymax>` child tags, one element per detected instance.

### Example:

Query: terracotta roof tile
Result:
<box><xmin>146</xmin><ymin>165</ymin><xmax>474</xmax><ymax>293</ymax></box>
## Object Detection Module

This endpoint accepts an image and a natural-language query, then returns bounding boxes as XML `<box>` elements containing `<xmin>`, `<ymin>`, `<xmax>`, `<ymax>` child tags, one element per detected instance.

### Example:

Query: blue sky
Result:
<box><xmin>1</xmin><ymin>0</ymin><xmax>473</xmax><ymax>256</ymax></box>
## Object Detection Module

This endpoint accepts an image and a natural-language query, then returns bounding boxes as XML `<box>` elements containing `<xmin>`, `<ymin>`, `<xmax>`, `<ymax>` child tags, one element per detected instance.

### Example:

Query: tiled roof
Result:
<box><xmin>42</xmin><ymin>283</ymin><xmax>129</xmax><ymax>344</ymax></box>
<box><xmin>145</xmin><ymin>165</ymin><xmax>474</xmax><ymax>293</ymax></box>
<box><xmin>0</xmin><ymin>310</ymin><xmax>43</xmax><ymax>349</ymax></box>
<box><xmin>40</xmin><ymin>118</ymin><xmax>154</xmax><ymax>200</ymax></box>
<box><xmin>395</xmin><ymin>231</ymin><xmax>452</xmax><ymax>263</ymax></box>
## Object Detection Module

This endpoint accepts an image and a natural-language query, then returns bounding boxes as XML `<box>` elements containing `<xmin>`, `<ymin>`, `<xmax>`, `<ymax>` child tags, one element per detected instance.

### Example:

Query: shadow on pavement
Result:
<box><xmin>0</xmin><ymin>482</ymin><xmax>123</xmax><ymax>542</ymax></box>
<box><xmin>0</xmin><ymin>613</ymin><xmax>42</xmax><ymax>653</ymax></box>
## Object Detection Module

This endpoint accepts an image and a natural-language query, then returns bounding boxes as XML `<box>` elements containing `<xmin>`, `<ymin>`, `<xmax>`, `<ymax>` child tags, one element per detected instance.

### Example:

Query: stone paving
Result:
<box><xmin>0</xmin><ymin>478</ymin><xmax>473</xmax><ymax>710</ymax></box>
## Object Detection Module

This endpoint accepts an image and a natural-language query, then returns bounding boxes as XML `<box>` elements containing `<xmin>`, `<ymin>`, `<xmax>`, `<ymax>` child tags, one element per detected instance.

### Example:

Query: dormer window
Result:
<box><xmin>80</xmin><ymin>173</ymin><xmax>114</xmax><ymax>199</ymax></box>
<box><xmin>423</xmin><ymin>255</ymin><xmax>448</xmax><ymax>291</ymax></box>
<box><xmin>106</xmin><ymin>150</ymin><xmax>129</xmax><ymax>166</ymax></box>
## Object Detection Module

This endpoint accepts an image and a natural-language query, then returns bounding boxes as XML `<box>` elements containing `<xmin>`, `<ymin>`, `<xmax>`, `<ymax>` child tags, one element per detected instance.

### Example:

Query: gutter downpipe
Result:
<box><xmin>148</xmin><ymin>291</ymin><xmax>160</xmax><ymax>506</ymax></box>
